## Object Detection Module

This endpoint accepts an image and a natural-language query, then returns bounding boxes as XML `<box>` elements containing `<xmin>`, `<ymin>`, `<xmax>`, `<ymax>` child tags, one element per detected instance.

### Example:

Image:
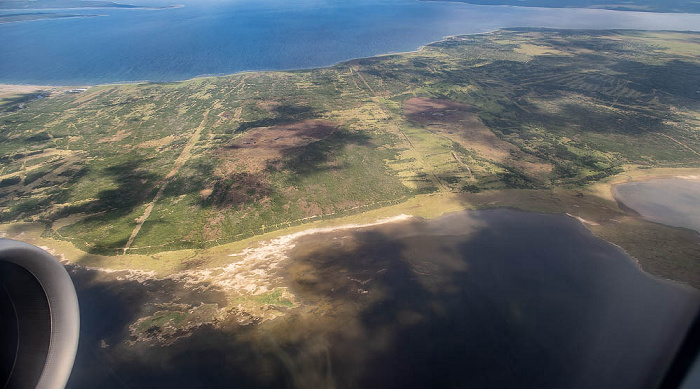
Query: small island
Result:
<box><xmin>0</xmin><ymin>12</ymin><xmax>102</xmax><ymax>24</ymax></box>
<box><xmin>0</xmin><ymin>0</ymin><xmax>182</xmax><ymax>24</ymax></box>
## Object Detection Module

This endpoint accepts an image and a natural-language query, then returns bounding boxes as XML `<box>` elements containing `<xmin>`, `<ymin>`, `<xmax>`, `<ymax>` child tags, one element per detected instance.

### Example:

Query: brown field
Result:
<box><xmin>403</xmin><ymin>97</ymin><xmax>552</xmax><ymax>177</ymax></box>
<box><xmin>217</xmin><ymin>119</ymin><xmax>338</xmax><ymax>172</ymax></box>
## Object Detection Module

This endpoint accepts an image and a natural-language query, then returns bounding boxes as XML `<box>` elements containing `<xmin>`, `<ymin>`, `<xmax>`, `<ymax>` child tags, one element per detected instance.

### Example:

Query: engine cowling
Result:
<box><xmin>0</xmin><ymin>239</ymin><xmax>79</xmax><ymax>389</ymax></box>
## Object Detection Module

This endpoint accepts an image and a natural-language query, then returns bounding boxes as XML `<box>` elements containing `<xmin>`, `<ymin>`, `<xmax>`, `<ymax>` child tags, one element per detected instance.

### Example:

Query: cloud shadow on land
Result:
<box><xmin>236</xmin><ymin>103</ymin><xmax>319</xmax><ymax>133</ymax></box>
<box><xmin>62</xmin><ymin>159</ymin><xmax>160</xmax><ymax>221</ymax></box>
<box><xmin>278</xmin><ymin>128</ymin><xmax>371</xmax><ymax>179</ymax></box>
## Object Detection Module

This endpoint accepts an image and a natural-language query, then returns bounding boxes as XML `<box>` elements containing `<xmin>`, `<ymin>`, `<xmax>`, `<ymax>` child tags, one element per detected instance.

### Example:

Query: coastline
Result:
<box><xmin>0</xmin><ymin>4</ymin><xmax>184</xmax><ymax>11</ymax></box>
<box><xmin>2</xmin><ymin>166</ymin><xmax>698</xmax><ymax>267</ymax></box>
<box><xmin>0</xmin><ymin>13</ymin><xmax>104</xmax><ymax>25</ymax></box>
<box><xmin>1</xmin><ymin>29</ymin><xmax>699</xmax><ymax>287</ymax></box>
<box><xmin>1</xmin><ymin>165</ymin><xmax>699</xmax><ymax>292</ymax></box>
<box><xmin>0</xmin><ymin>27</ymin><xmax>504</xmax><ymax>88</ymax></box>
<box><xmin>4</xmin><ymin>26</ymin><xmax>700</xmax><ymax>88</ymax></box>
<box><xmin>0</xmin><ymin>3</ymin><xmax>184</xmax><ymax>26</ymax></box>
<box><xmin>609</xmin><ymin>173</ymin><xmax>700</xmax><ymax>233</ymax></box>
<box><xmin>5</xmin><ymin>187</ymin><xmax>696</xmax><ymax>299</ymax></box>
<box><xmin>589</xmin><ymin>166</ymin><xmax>700</xmax><ymax>201</ymax></box>
<box><xmin>418</xmin><ymin>0</ymin><xmax>700</xmax><ymax>14</ymax></box>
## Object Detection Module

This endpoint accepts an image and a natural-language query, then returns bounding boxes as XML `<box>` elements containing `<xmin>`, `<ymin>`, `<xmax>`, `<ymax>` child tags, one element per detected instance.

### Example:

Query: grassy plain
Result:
<box><xmin>1</xmin><ymin>29</ymin><xmax>699</xmax><ymax>286</ymax></box>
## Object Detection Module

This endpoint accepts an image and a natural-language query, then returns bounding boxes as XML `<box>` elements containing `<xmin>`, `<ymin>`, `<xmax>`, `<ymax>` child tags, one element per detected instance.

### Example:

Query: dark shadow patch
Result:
<box><xmin>280</xmin><ymin>129</ymin><xmax>371</xmax><ymax>178</ymax></box>
<box><xmin>64</xmin><ymin>159</ymin><xmax>160</xmax><ymax>220</ymax></box>
<box><xmin>60</xmin><ymin>210</ymin><xmax>700</xmax><ymax>389</ymax></box>
<box><xmin>207</xmin><ymin>172</ymin><xmax>273</xmax><ymax>210</ymax></box>
<box><xmin>237</xmin><ymin>103</ymin><xmax>319</xmax><ymax>133</ymax></box>
<box><xmin>558</xmin><ymin>102</ymin><xmax>667</xmax><ymax>134</ymax></box>
<box><xmin>0</xmin><ymin>92</ymin><xmax>47</xmax><ymax>113</ymax></box>
<box><xmin>64</xmin><ymin>264</ymin><xmax>233</xmax><ymax>389</ymax></box>
<box><xmin>610</xmin><ymin>59</ymin><xmax>700</xmax><ymax>103</ymax></box>
<box><xmin>279</xmin><ymin>210</ymin><xmax>699</xmax><ymax>388</ymax></box>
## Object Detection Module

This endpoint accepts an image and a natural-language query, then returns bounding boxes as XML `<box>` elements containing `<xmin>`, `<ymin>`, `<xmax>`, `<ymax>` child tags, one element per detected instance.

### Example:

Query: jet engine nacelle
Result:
<box><xmin>0</xmin><ymin>239</ymin><xmax>79</xmax><ymax>389</ymax></box>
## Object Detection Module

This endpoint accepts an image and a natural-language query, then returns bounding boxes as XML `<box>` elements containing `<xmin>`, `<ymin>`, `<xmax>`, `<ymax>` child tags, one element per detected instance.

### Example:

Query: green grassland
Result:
<box><xmin>1</xmin><ymin>29</ymin><xmax>699</xmax><ymax>263</ymax></box>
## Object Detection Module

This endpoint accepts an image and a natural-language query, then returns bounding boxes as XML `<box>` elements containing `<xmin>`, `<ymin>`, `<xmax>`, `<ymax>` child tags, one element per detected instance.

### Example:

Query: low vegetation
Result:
<box><xmin>1</xmin><ymin>29</ymin><xmax>698</xmax><ymax>283</ymax></box>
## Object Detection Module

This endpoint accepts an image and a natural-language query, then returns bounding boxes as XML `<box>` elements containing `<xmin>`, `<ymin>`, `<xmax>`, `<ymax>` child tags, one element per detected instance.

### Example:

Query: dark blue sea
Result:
<box><xmin>2</xmin><ymin>0</ymin><xmax>700</xmax><ymax>85</ymax></box>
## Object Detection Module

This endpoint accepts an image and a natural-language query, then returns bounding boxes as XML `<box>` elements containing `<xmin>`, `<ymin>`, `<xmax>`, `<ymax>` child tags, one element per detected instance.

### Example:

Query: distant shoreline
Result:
<box><xmin>0</xmin><ymin>4</ymin><xmax>184</xmax><ymax>11</ymax></box>
<box><xmin>3</xmin><ymin>24</ymin><xmax>700</xmax><ymax>87</ymax></box>
<box><xmin>0</xmin><ymin>3</ymin><xmax>183</xmax><ymax>25</ymax></box>
<box><xmin>419</xmin><ymin>0</ymin><xmax>700</xmax><ymax>14</ymax></box>
<box><xmin>0</xmin><ymin>13</ymin><xmax>104</xmax><ymax>25</ymax></box>
<box><xmin>0</xmin><ymin>27</ymin><xmax>502</xmax><ymax>88</ymax></box>
<box><xmin>0</xmin><ymin>27</ymin><xmax>504</xmax><ymax>88</ymax></box>
<box><xmin>1</xmin><ymin>26</ymin><xmax>681</xmax><ymax>88</ymax></box>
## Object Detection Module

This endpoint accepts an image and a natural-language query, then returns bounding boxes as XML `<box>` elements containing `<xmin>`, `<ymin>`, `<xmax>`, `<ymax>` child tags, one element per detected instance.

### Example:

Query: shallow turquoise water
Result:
<box><xmin>2</xmin><ymin>0</ymin><xmax>700</xmax><ymax>84</ymax></box>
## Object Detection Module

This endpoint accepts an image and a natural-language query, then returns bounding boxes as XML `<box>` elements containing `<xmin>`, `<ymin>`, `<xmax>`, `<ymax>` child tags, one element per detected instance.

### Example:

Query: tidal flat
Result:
<box><xmin>613</xmin><ymin>177</ymin><xmax>700</xmax><ymax>233</ymax></box>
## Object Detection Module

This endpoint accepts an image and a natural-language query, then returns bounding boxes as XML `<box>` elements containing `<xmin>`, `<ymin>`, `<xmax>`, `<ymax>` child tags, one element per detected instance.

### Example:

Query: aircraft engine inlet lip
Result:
<box><xmin>0</xmin><ymin>238</ymin><xmax>80</xmax><ymax>389</ymax></box>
